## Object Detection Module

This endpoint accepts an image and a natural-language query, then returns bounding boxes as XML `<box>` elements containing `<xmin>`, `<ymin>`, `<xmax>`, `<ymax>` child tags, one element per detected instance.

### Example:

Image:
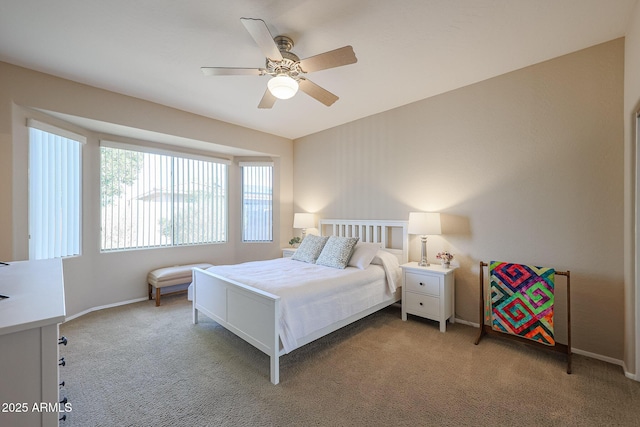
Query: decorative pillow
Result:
<box><xmin>348</xmin><ymin>242</ymin><xmax>381</xmax><ymax>269</ymax></box>
<box><xmin>315</xmin><ymin>236</ymin><xmax>359</xmax><ymax>269</ymax></box>
<box><xmin>291</xmin><ymin>234</ymin><xmax>329</xmax><ymax>263</ymax></box>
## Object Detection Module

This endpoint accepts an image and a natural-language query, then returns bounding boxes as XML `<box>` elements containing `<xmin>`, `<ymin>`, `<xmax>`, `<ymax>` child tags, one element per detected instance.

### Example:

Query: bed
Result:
<box><xmin>191</xmin><ymin>219</ymin><xmax>408</xmax><ymax>384</ymax></box>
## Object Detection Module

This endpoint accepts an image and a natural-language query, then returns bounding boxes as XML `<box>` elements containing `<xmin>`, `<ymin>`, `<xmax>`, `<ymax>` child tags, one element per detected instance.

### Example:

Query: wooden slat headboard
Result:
<box><xmin>318</xmin><ymin>219</ymin><xmax>409</xmax><ymax>264</ymax></box>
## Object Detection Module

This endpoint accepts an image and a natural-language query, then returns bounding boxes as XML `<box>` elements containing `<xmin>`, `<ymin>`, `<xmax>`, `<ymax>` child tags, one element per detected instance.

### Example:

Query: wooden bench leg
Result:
<box><xmin>148</xmin><ymin>284</ymin><xmax>152</xmax><ymax>301</ymax></box>
<box><xmin>156</xmin><ymin>287</ymin><xmax>161</xmax><ymax>307</ymax></box>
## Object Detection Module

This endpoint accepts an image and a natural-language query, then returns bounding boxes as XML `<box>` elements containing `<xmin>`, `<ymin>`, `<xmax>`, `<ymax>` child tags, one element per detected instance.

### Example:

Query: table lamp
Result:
<box><xmin>408</xmin><ymin>212</ymin><xmax>441</xmax><ymax>266</ymax></box>
<box><xmin>293</xmin><ymin>213</ymin><xmax>316</xmax><ymax>240</ymax></box>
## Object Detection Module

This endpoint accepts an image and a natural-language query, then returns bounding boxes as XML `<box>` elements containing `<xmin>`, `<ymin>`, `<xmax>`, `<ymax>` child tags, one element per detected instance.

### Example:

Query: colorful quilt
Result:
<box><xmin>490</xmin><ymin>261</ymin><xmax>556</xmax><ymax>346</ymax></box>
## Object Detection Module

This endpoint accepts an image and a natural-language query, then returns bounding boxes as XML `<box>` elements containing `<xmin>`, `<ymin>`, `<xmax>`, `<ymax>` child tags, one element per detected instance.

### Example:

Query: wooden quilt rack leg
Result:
<box><xmin>474</xmin><ymin>261</ymin><xmax>572</xmax><ymax>374</ymax></box>
<box><xmin>474</xmin><ymin>262</ymin><xmax>488</xmax><ymax>346</ymax></box>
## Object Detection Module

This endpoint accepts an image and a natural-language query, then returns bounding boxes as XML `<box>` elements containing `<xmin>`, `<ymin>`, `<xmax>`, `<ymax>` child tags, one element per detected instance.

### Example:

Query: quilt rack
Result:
<box><xmin>474</xmin><ymin>261</ymin><xmax>572</xmax><ymax>374</ymax></box>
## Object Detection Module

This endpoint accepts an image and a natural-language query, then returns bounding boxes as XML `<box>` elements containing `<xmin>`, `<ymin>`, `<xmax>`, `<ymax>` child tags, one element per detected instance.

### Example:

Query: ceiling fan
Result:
<box><xmin>201</xmin><ymin>18</ymin><xmax>357</xmax><ymax>109</ymax></box>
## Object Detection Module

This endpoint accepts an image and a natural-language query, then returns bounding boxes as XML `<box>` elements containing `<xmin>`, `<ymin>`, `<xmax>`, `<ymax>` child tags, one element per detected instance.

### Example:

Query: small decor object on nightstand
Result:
<box><xmin>436</xmin><ymin>251</ymin><xmax>454</xmax><ymax>268</ymax></box>
<box><xmin>289</xmin><ymin>236</ymin><xmax>301</xmax><ymax>248</ymax></box>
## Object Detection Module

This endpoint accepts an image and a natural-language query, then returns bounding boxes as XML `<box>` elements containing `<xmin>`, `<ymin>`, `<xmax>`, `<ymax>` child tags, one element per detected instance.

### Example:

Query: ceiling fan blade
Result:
<box><xmin>258</xmin><ymin>88</ymin><xmax>277</xmax><ymax>109</ymax></box>
<box><xmin>298</xmin><ymin>78</ymin><xmax>339</xmax><ymax>106</ymax></box>
<box><xmin>240</xmin><ymin>18</ymin><xmax>283</xmax><ymax>61</ymax></box>
<box><xmin>299</xmin><ymin>46</ymin><xmax>357</xmax><ymax>73</ymax></box>
<box><xmin>201</xmin><ymin>67</ymin><xmax>265</xmax><ymax>76</ymax></box>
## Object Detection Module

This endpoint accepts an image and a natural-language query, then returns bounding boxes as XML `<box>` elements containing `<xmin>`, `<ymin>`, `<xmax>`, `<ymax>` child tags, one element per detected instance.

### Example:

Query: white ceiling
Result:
<box><xmin>0</xmin><ymin>0</ymin><xmax>636</xmax><ymax>140</ymax></box>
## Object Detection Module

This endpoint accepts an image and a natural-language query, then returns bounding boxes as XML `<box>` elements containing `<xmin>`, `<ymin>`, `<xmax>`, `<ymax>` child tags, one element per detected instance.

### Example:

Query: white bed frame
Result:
<box><xmin>192</xmin><ymin>219</ymin><xmax>408</xmax><ymax>384</ymax></box>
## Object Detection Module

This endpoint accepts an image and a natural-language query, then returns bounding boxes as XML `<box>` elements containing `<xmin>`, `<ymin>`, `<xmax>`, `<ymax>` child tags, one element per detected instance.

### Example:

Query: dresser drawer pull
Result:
<box><xmin>59</xmin><ymin>357</ymin><xmax>66</xmax><ymax>367</ymax></box>
<box><xmin>59</xmin><ymin>381</ymin><xmax>65</xmax><ymax>388</ymax></box>
<box><xmin>60</xmin><ymin>397</ymin><xmax>68</xmax><ymax>405</ymax></box>
<box><xmin>59</xmin><ymin>414</ymin><xmax>67</xmax><ymax>422</ymax></box>
<box><xmin>58</xmin><ymin>336</ymin><xmax>68</xmax><ymax>346</ymax></box>
<box><xmin>419</xmin><ymin>302</ymin><xmax>423</xmax><ymax>306</ymax></box>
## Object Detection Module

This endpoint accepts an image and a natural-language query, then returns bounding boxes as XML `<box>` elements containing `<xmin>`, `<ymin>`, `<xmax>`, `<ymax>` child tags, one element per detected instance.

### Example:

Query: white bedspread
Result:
<box><xmin>206</xmin><ymin>257</ymin><xmax>400</xmax><ymax>353</ymax></box>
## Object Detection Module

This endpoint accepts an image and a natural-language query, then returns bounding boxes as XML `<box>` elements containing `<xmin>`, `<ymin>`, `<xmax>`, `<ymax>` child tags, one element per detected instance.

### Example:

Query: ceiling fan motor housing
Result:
<box><xmin>267</xmin><ymin>37</ymin><xmax>302</xmax><ymax>79</ymax></box>
<box><xmin>274</xmin><ymin>35</ymin><xmax>294</xmax><ymax>52</ymax></box>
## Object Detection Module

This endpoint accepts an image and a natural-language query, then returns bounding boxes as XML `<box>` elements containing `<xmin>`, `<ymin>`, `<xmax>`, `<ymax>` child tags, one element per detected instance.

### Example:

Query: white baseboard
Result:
<box><xmin>622</xmin><ymin>361</ymin><xmax>638</xmax><ymax>381</ymax></box>
<box><xmin>572</xmin><ymin>347</ymin><xmax>624</xmax><ymax>367</ymax></box>
<box><xmin>454</xmin><ymin>317</ymin><xmax>479</xmax><ymax>328</ymax></box>
<box><xmin>64</xmin><ymin>297</ymin><xmax>148</xmax><ymax>322</ymax></box>
<box><xmin>456</xmin><ymin>317</ymin><xmax>629</xmax><ymax>373</ymax></box>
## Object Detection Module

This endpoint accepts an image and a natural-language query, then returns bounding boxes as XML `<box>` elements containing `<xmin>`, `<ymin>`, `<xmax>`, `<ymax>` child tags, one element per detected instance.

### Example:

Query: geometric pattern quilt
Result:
<box><xmin>490</xmin><ymin>261</ymin><xmax>555</xmax><ymax>346</ymax></box>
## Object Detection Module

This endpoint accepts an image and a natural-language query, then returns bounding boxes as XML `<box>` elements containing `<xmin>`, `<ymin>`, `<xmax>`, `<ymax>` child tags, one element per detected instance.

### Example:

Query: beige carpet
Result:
<box><xmin>59</xmin><ymin>295</ymin><xmax>640</xmax><ymax>427</ymax></box>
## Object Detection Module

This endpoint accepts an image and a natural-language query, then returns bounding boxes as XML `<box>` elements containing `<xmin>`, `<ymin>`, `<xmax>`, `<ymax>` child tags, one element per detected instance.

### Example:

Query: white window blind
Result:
<box><xmin>241</xmin><ymin>162</ymin><xmax>273</xmax><ymax>242</ymax></box>
<box><xmin>100</xmin><ymin>142</ymin><xmax>228</xmax><ymax>251</ymax></box>
<box><xmin>28</xmin><ymin>120</ymin><xmax>84</xmax><ymax>260</ymax></box>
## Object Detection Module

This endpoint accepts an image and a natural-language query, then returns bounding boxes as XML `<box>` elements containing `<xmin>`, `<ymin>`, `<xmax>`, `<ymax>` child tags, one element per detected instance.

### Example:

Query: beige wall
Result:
<box><xmin>0</xmin><ymin>62</ymin><xmax>293</xmax><ymax>317</ymax></box>
<box><xmin>624</xmin><ymin>2</ymin><xmax>640</xmax><ymax>377</ymax></box>
<box><xmin>294</xmin><ymin>39</ymin><xmax>625</xmax><ymax>360</ymax></box>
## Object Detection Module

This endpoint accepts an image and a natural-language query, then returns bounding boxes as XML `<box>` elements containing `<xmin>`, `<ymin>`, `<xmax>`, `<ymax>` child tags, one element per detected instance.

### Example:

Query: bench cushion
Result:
<box><xmin>148</xmin><ymin>263</ymin><xmax>213</xmax><ymax>288</ymax></box>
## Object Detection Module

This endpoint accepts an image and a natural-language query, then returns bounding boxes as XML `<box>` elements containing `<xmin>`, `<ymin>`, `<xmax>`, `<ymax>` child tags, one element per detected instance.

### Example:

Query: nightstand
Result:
<box><xmin>401</xmin><ymin>262</ymin><xmax>456</xmax><ymax>332</ymax></box>
<box><xmin>282</xmin><ymin>248</ymin><xmax>297</xmax><ymax>258</ymax></box>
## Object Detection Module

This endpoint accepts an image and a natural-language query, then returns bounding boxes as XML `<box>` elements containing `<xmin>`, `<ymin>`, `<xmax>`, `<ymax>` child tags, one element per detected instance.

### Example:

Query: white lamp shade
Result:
<box><xmin>408</xmin><ymin>212</ymin><xmax>441</xmax><ymax>235</ymax></box>
<box><xmin>268</xmin><ymin>75</ymin><xmax>299</xmax><ymax>99</ymax></box>
<box><xmin>293</xmin><ymin>213</ymin><xmax>315</xmax><ymax>229</ymax></box>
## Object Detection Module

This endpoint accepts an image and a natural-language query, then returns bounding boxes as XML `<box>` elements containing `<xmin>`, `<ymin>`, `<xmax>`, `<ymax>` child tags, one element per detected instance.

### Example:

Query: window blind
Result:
<box><xmin>100</xmin><ymin>143</ymin><xmax>228</xmax><ymax>251</ymax></box>
<box><xmin>28</xmin><ymin>123</ymin><xmax>83</xmax><ymax>259</ymax></box>
<box><xmin>241</xmin><ymin>162</ymin><xmax>273</xmax><ymax>242</ymax></box>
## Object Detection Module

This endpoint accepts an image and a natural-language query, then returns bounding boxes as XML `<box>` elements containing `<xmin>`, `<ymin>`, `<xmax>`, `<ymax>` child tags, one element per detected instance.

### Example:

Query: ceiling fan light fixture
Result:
<box><xmin>267</xmin><ymin>74</ymin><xmax>298</xmax><ymax>99</ymax></box>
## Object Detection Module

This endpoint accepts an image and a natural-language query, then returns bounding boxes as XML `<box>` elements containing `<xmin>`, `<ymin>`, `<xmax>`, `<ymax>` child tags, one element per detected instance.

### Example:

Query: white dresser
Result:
<box><xmin>401</xmin><ymin>262</ymin><xmax>456</xmax><ymax>332</ymax></box>
<box><xmin>0</xmin><ymin>259</ymin><xmax>67</xmax><ymax>427</ymax></box>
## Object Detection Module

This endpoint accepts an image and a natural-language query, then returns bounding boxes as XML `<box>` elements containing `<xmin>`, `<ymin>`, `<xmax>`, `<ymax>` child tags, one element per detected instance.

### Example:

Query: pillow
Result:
<box><xmin>348</xmin><ymin>242</ymin><xmax>381</xmax><ymax>269</ymax></box>
<box><xmin>370</xmin><ymin>249</ymin><xmax>400</xmax><ymax>270</ymax></box>
<box><xmin>315</xmin><ymin>236</ymin><xmax>359</xmax><ymax>269</ymax></box>
<box><xmin>291</xmin><ymin>234</ymin><xmax>329</xmax><ymax>263</ymax></box>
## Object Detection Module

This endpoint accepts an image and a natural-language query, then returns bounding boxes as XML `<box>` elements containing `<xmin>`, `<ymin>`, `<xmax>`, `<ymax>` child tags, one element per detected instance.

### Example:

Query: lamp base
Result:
<box><xmin>419</xmin><ymin>236</ymin><xmax>430</xmax><ymax>266</ymax></box>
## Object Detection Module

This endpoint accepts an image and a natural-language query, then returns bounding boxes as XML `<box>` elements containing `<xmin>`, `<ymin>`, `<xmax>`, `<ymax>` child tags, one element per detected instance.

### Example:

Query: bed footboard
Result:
<box><xmin>192</xmin><ymin>267</ymin><xmax>282</xmax><ymax>384</ymax></box>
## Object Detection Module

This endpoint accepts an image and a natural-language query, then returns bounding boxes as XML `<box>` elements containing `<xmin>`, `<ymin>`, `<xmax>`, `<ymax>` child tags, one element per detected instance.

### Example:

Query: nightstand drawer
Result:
<box><xmin>404</xmin><ymin>292</ymin><xmax>440</xmax><ymax>318</ymax></box>
<box><xmin>282</xmin><ymin>248</ymin><xmax>297</xmax><ymax>258</ymax></box>
<box><xmin>405</xmin><ymin>272</ymin><xmax>440</xmax><ymax>296</ymax></box>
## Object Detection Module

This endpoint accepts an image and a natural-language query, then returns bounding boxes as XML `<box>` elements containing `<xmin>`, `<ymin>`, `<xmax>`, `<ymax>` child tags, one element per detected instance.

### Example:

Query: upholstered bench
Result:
<box><xmin>148</xmin><ymin>263</ymin><xmax>213</xmax><ymax>306</ymax></box>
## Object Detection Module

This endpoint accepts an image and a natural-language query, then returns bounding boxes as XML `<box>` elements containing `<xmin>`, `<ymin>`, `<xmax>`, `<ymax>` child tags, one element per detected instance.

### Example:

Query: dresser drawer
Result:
<box><xmin>404</xmin><ymin>272</ymin><xmax>440</xmax><ymax>296</ymax></box>
<box><xmin>404</xmin><ymin>291</ymin><xmax>440</xmax><ymax>318</ymax></box>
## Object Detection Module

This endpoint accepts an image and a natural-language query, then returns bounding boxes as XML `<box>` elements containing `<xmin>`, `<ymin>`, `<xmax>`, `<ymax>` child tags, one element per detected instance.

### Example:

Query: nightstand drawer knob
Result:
<box><xmin>419</xmin><ymin>302</ymin><xmax>423</xmax><ymax>306</ymax></box>
<box><xmin>419</xmin><ymin>282</ymin><xmax>425</xmax><ymax>286</ymax></box>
